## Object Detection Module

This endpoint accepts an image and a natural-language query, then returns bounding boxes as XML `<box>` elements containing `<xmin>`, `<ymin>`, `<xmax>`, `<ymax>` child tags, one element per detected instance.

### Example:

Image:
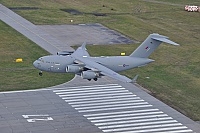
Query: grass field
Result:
<box><xmin>1</xmin><ymin>0</ymin><xmax>200</xmax><ymax>120</ymax></box>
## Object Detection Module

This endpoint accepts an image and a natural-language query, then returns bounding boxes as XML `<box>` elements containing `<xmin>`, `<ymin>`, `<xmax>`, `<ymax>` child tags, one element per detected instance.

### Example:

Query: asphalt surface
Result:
<box><xmin>0</xmin><ymin>76</ymin><xmax>199</xmax><ymax>133</ymax></box>
<box><xmin>0</xmin><ymin>3</ymin><xmax>200</xmax><ymax>133</ymax></box>
<box><xmin>37</xmin><ymin>24</ymin><xmax>135</xmax><ymax>46</ymax></box>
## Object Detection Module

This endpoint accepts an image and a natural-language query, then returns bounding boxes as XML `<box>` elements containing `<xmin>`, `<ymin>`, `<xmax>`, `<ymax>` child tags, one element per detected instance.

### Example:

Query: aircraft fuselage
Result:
<box><xmin>33</xmin><ymin>55</ymin><xmax>154</xmax><ymax>73</ymax></box>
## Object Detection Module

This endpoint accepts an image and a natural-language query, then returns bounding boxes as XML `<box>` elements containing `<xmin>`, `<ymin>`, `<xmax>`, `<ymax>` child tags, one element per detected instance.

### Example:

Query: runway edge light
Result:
<box><xmin>16</xmin><ymin>58</ymin><xmax>23</xmax><ymax>62</ymax></box>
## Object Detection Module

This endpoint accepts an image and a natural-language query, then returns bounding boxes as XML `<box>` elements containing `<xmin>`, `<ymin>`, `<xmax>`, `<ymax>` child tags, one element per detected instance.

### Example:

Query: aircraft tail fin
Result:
<box><xmin>130</xmin><ymin>33</ymin><xmax>179</xmax><ymax>58</ymax></box>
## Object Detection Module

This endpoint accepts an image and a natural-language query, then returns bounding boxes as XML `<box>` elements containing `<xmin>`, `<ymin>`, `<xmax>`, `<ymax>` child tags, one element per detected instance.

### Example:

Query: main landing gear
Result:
<box><xmin>87</xmin><ymin>78</ymin><xmax>98</xmax><ymax>81</ymax></box>
<box><xmin>39</xmin><ymin>71</ymin><xmax>43</xmax><ymax>76</ymax></box>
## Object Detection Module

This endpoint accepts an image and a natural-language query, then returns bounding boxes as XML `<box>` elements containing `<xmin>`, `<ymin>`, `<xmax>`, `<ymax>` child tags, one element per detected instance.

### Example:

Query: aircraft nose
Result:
<box><xmin>33</xmin><ymin>60</ymin><xmax>39</xmax><ymax>68</ymax></box>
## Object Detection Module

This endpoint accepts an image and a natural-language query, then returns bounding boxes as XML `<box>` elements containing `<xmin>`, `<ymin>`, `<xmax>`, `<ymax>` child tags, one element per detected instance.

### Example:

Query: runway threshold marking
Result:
<box><xmin>53</xmin><ymin>84</ymin><xmax>193</xmax><ymax>133</ymax></box>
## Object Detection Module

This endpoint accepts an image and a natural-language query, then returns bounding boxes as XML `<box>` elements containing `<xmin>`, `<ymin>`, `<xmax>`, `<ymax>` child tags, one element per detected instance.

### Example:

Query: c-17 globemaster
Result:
<box><xmin>33</xmin><ymin>33</ymin><xmax>179</xmax><ymax>83</ymax></box>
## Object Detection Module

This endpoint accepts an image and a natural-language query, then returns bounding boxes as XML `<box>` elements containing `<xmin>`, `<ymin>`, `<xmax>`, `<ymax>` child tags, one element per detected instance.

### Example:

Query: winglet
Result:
<box><xmin>132</xmin><ymin>74</ymin><xmax>139</xmax><ymax>83</ymax></box>
<box><xmin>81</xmin><ymin>42</ymin><xmax>87</xmax><ymax>50</ymax></box>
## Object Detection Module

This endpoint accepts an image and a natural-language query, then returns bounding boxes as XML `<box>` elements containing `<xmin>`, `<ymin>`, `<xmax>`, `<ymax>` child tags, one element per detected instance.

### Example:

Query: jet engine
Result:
<box><xmin>66</xmin><ymin>65</ymin><xmax>83</xmax><ymax>73</ymax></box>
<box><xmin>81</xmin><ymin>71</ymin><xmax>99</xmax><ymax>80</ymax></box>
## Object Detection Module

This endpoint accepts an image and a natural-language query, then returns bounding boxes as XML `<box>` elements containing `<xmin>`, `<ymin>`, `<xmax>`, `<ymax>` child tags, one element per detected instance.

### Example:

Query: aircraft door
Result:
<box><xmin>47</xmin><ymin>65</ymin><xmax>54</xmax><ymax>72</ymax></box>
<box><xmin>48</xmin><ymin>64</ymin><xmax>62</xmax><ymax>72</ymax></box>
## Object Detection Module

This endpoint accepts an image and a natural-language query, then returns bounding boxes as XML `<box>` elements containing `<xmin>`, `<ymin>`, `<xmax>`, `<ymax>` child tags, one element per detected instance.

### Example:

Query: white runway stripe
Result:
<box><xmin>78</xmin><ymin>105</ymin><xmax>153</xmax><ymax>113</ymax></box>
<box><xmin>156</xmin><ymin>129</ymin><xmax>193</xmax><ymax>133</ymax></box>
<box><xmin>58</xmin><ymin>89</ymin><xmax>129</xmax><ymax>97</ymax></box>
<box><xmin>54</xmin><ymin>85</ymin><xmax>123</xmax><ymax>93</ymax></box>
<box><xmin>75</xmin><ymin>102</ymin><xmax>149</xmax><ymax>110</ymax></box>
<box><xmin>69</xmin><ymin>97</ymin><xmax>141</xmax><ymax>105</ymax></box>
<box><xmin>55</xmin><ymin>87</ymin><xmax>125</xmax><ymax>95</ymax></box>
<box><xmin>102</xmin><ymin>123</ymin><xmax>183</xmax><ymax>132</ymax></box>
<box><xmin>95</xmin><ymin>117</ymin><xmax>173</xmax><ymax>126</ymax></box>
<box><xmin>60</xmin><ymin>92</ymin><xmax>135</xmax><ymax>99</ymax></box>
<box><xmin>117</xmin><ymin>126</ymin><xmax>190</xmax><ymax>133</ymax></box>
<box><xmin>84</xmin><ymin>108</ymin><xmax>159</xmax><ymax>117</ymax></box>
<box><xmin>52</xmin><ymin>84</ymin><xmax>118</xmax><ymax>91</ymax></box>
<box><xmin>87</xmin><ymin>111</ymin><xmax>164</xmax><ymax>120</ymax></box>
<box><xmin>99</xmin><ymin>120</ymin><xmax>178</xmax><ymax>129</ymax></box>
<box><xmin>72</xmin><ymin>99</ymin><xmax>145</xmax><ymax>107</ymax></box>
<box><xmin>91</xmin><ymin>114</ymin><xmax>168</xmax><ymax>123</ymax></box>
<box><xmin>65</xmin><ymin>95</ymin><xmax>138</xmax><ymax>102</ymax></box>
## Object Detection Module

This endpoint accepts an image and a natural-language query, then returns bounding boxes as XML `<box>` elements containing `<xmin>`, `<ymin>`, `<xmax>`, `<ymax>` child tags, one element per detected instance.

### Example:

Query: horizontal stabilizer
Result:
<box><xmin>152</xmin><ymin>37</ymin><xmax>179</xmax><ymax>46</ymax></box>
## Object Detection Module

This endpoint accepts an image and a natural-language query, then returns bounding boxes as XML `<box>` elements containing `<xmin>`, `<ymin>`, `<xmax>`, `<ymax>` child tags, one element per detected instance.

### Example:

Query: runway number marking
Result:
<box><xmin>22</xmin><ymin>114</ymin><xmax>53</xmax><ymax>122</ymax></box>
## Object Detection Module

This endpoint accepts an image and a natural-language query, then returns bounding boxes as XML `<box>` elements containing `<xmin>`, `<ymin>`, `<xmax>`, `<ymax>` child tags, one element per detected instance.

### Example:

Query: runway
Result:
<box><xmin>52</xmin><ymin>84</ymin><xmax>193</xmax><ymax>133</ymax></box>
<box><xmin>0</xmin><ymin>78</ymin><xmax>199</xmax><ymax>133</ymax></box>
<box><xmin>1</xmin><ymin>3</ymin><xmax>200</xmax><ymax>133</ymax></box>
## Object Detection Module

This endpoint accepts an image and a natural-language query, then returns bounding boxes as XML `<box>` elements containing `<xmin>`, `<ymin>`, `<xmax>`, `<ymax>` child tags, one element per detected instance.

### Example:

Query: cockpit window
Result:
<box><xmin>37</xmin><ymin>58</ymin><xmax>43</xmax><ymax>62</ymax></box>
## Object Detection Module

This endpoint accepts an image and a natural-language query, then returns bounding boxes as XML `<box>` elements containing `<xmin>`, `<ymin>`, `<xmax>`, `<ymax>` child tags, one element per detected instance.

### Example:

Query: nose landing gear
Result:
<box><xmin>39</xmin><ymin>71</ymin><xmax>43</xmax><ymax>76</ymax></box>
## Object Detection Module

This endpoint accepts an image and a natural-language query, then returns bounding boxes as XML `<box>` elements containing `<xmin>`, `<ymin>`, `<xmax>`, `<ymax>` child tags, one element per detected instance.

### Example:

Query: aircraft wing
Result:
<box><xmin>74</xmin><ymin>56</ymin><xmax>132</xmax><ymax>83</ymax></box>
<box><xmin>72</xmin><ymin>43</ymin><xmax>132</xmax><ymax>83</ymax></box>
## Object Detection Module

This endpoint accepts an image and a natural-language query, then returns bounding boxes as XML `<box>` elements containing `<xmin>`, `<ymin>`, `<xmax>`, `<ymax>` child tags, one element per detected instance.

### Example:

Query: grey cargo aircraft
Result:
<box><xmin>33</xmin><ymin>33</ymin><xmax>179</xmax><ymax>83</ymax></box>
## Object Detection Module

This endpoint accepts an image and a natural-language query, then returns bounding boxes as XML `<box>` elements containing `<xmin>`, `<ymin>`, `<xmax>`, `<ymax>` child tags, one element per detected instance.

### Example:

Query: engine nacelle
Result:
<box><xmin>57</xmin><ymin>51</ymin><xmax>74</xmax><ymax>56</ymax></box>
<box><xmin>66</xmin><ymin>65</ymin><xmax>82</xmax><ymax>73</ymax></box>
<box><xmin>81</xmin><ymin>71</ymin><xmax>99</xmax><ymax>79</ymax></box>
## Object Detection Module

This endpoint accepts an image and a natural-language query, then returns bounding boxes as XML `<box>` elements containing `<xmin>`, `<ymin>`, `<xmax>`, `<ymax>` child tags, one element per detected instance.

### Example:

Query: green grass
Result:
<box><xmin>1</xmin><ymin>0</ymin><xmax>200</xmax><ymax>120</ymax></box>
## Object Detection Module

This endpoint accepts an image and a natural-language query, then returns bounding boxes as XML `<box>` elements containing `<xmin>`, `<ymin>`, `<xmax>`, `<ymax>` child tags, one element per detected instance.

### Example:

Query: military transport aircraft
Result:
<box><xmin>33</xmin><ymin>33</ymin><xmax>179</xmax><ymax>83</ymax></box>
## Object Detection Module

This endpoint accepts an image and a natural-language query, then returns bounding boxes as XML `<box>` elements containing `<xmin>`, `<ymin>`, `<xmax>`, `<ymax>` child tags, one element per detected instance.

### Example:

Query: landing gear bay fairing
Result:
<box><xmin>33</xmin><ymin>33</ymin><xmax>179</xmax><ymax>83</ymax></box>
